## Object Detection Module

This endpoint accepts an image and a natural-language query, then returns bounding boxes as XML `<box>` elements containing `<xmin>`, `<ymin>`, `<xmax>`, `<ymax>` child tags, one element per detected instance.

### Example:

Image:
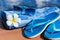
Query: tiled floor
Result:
<box><xmin>0</xmin><ymin>19</ymin><xmax>50</xmax><ymax>40</ymax></box>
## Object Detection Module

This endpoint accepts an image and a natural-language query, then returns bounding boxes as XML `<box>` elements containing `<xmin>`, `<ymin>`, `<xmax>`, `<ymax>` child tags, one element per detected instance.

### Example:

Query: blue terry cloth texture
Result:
<box><xmin>1</xmin><ymin>11</ymin><xmax>33</xmax><ymax>29</ymax></box>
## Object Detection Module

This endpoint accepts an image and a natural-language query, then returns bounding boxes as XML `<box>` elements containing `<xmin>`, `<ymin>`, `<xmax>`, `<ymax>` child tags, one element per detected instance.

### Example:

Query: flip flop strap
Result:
<box><xmin>54</xmin><ymin>23</ymin><xmax>60</xmax><ymax>31</ymax></box>
<box><xmin>26</xmin><ymin>20</ymin><xmax>50</xmax><ymax>32</ymax></box>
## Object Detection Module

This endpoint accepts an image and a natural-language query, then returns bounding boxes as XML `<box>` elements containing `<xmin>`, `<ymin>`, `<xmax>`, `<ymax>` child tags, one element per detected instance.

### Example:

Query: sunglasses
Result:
<box><xmin>13</xmin><ymin>5</ymin><xmax>35</xmax><ymax>16</ymax></box>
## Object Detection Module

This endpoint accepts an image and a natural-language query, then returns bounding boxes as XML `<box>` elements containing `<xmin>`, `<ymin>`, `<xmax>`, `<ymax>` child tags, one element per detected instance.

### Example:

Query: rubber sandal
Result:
<box><xmin>44</xmin><ymin>20</ymin><xmax>60</xmax><ymax>39</ymax></box>
<box><xmin>23</xmin><ymin>12</ymin><xmax>60</xmax><ymax>38</ymax></box>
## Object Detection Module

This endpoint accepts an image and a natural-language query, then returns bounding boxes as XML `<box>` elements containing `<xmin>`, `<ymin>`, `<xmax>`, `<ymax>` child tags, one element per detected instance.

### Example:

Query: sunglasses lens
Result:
<box><xmin>25</xmin><ymin>9</ymin><xmax>35</xmax><ymax>16</ymax></box>
<box><xmin>14</xmin><ymin>6</ymin><xmax>22</xmax><ymax>11</ymax></box>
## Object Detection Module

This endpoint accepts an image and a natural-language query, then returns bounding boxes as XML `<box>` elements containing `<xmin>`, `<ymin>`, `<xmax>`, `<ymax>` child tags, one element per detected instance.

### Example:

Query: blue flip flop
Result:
<box><xmin>1</xmin><ymin>11</ymin><xmax>32</xmax><ymax>29</ymax></box>
<box><xmin>23</xmin><ymin>12</ymin><xmax>60</xmax><ymax>38</ymax></box>
<box><xmin>44</xmin><ymin>20</ymin><xmax>60</xmax><ymax>39</ymax></box>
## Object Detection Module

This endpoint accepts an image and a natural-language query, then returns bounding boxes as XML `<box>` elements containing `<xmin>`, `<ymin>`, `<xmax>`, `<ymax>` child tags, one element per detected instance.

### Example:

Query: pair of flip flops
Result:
<box><xmin>23</xmin><ymin>7</ymin><xmax>60</xmax><ymax>38</ymax></box>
